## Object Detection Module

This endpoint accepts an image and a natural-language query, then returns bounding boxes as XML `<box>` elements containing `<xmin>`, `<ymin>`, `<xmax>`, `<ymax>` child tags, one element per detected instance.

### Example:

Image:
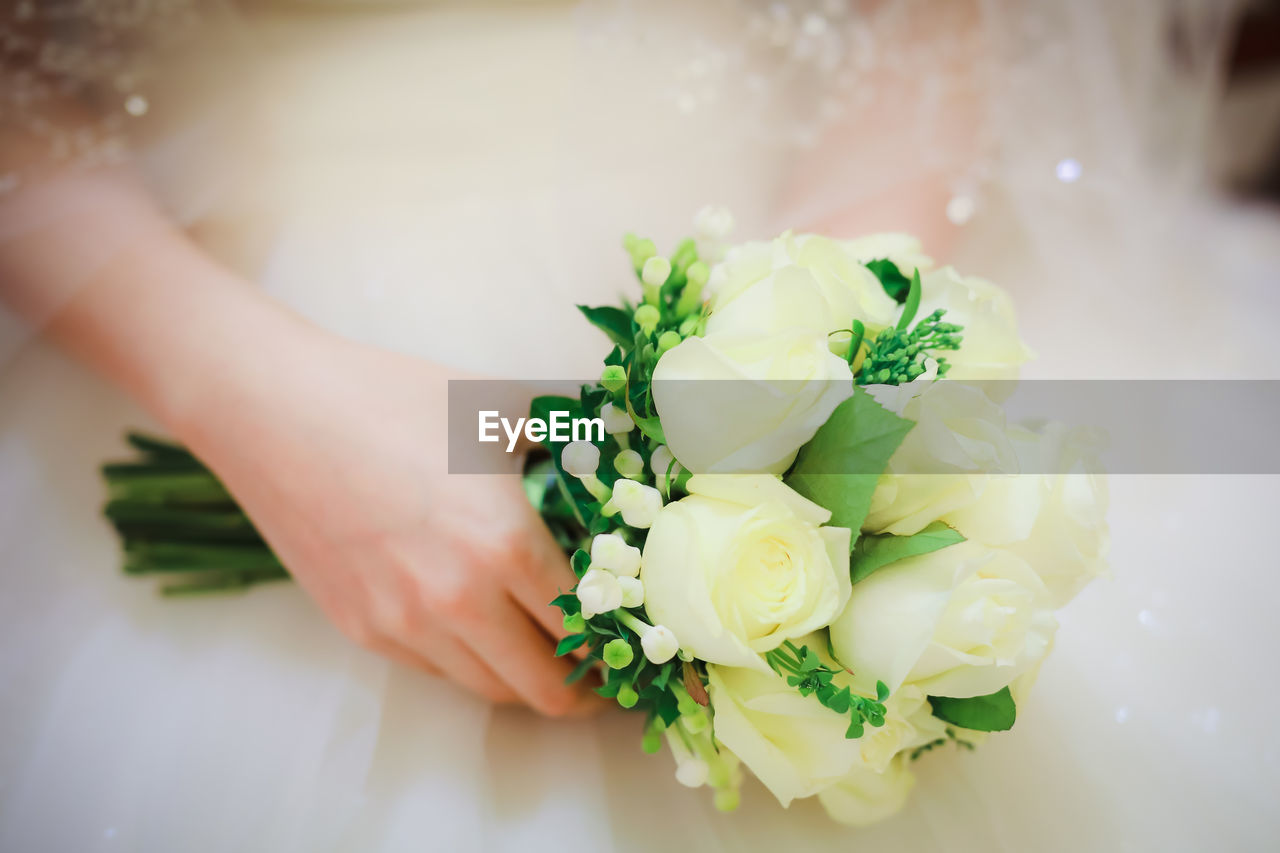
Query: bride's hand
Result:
<box><xmin>1</xmin><ymin>169</ymin><xmax>596</xmax><ymax>716</ymax></box>
<box><xmin>175</xmin><ymin>322</ymin><xmax>598</xmax><ymax>717</ymax></box>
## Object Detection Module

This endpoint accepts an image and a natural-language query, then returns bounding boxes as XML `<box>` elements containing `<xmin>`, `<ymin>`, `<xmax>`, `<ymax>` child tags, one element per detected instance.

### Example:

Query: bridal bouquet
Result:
<box><xmin>102</xmin><ymin>214</ymin><xmax>1108</xmax><ymax>826</ymax></box>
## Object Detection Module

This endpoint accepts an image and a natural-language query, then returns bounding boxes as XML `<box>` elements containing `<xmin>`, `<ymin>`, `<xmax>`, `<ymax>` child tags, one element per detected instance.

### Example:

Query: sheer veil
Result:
<box><xmin>1</xmin><ymin>0</ymin><xmax>1258</xmax><ymax>372</ymax></box>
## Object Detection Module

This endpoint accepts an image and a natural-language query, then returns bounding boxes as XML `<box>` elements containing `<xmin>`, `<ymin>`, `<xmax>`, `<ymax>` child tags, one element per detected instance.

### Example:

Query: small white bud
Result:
<box><xmin>576</xmin><ymin>568</ymin><xmax>622</xmax><ymax>619</ymax></box>
<box><xmin>599</xmin><ymin>404</ymin><xmax>634</xmax><ymax>435</ymax></box>
<box><xmin>617</xmin><ymin>576</ymin><xmax>645</xmax><ymax>608</ymax></box>
<box><xmin>561</xmin><ymin>441</ymin><xmax>600</xmax><ymax>478</ymax></box>
<box><xmin>641</xmin><ymin>624</ymin><xmax>679</xmax><ymax>664</ymax></box>
<box><xmin>613</xmin><ymin>449</ymin><xmax>644</xmax><ymax>479</ymax></box>
<box><xmin>675</xmin><ymin>758</ymin><xmax>710</xmax><ymax>788</ymax></box>
<box><xmin>610</xmin><ymin>479</ymin><xmax>664</xmax><ymax>529</ymax></box>
<box><xmin>641</xmin><ymin>255</ymin><xmax>671</xmax><ymax>288</ymax></box>
<box><xmin>693</xmin><ymin>205</ymin><xmax>734</xmax><ymax>241</ymax></box>
<box><xmin>649</xmin><ymin>444</ymin><xmax>678</xmax><ymax>488</ymax></box>
<box><xmin>590</xmin><ymin>533</ymin><xmax>641</xmax><ymax>578</ymax></box>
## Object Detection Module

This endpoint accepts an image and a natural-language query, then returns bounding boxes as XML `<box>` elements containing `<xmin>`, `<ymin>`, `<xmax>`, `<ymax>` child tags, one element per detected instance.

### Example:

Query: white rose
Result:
<box><xmin>707</xmin><ymin>233</ymin><xmax>900</xmax><ymax>336</ymax></box>
<box><xmin>840</xmin><ymin>232</ymin><xmax>935</xmax><ymax>276</ymax></box>
<box><xmin>829</xmin><ymin>540</ymin><xmax>1057</xmax><ymax>698</ymax></box>
<box><xmin>655</xmin><ymin>318</ymin><xmax>855</xmax><ymax>473</ymax></box>
<box><xmin>641</xmin><ymin>475</ymin><xmax>851</xmax><ymax>670</ymax></box>
<box><xmin>706</xmin><ymin>640</ymin><xmax>941</xmax><ymax>807</ymax></box>
<box><xmin>652</xmin><ymin>325</ymin><xmax>853</xmax><ymax>474</ymax></box>
<box><xmin>917</xmin><ymin>266</ymin><xmax>1033</xmax><ymax>380</ymax></box>
<box><xmin>817</xmin><ymin>754</ymin><xmax>916</xmax><ymax>827</ymax></box>
<box><xmin>864</xmin><ymin>381</ymin><xmax>1043</xmax><ymax>544</ymax></box>
<box><xmin>856</xmin><ymin>685</ymin><xmax>946</xmax><ymax>772</ymax></box>
<box><xmin>706</xmin><ymin>662</ymin><xmax>862</xmax><ymax>806</ymax></box>
<box><xmin>1003</xmin><ymin>423</ymin><xmax>1111</xmax><ymax>608</ymax></box>
<box><xmin>864</xmin><ymin>384</ymin><xmax>1109</xmax><ymax>606</ymax></box>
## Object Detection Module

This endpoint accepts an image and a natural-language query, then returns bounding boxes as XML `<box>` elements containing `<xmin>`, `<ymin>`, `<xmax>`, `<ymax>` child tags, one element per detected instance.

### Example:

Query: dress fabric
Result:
<box><xmin>1</xmin><ymin>2</ymin><xmax>1278</xmax><ymax>851</ymax></box>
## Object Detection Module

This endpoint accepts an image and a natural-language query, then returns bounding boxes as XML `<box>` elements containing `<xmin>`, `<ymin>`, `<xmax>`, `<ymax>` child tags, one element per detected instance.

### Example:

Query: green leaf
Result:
<box><xmin>785</xmin><ymin>388</ymin><xmax>914</xmax><ymax>534</ymax></box>
<box><xmin>549</xmin><ymin>593</ymin><xmax>579</xmax><ymax>614</ymax></box>
<box><xmin>651</xmin><ymin>661</ymin><xmax>675</xmax><ymax>691</ymax></box>
<box><xmin>577</xmin><ymin>305</ymin><xmax>635</xmax><ymax>348</ymax></box>
<box><xmin>522</xmin><ymin>457</ymin><xmax>554</xmax><ymax>510</ymax></box>
<box><xmin>896</xmin><ymin>268</ymin><xmax>922</xmax><ymax>332</ymax></box>
<box><xmin>654</xmin><ymin>688</ymin><xmax>682</xmax><ymax>726</ymax></box>
<box><xmin>565</xmin><ymin>655</ymin><xmax>597</xmax><ymax>685</ymax></box>
<box><xmin>865</xmin><ymin>259</ymin><xmax>912</xmax><ymax>303</ymax></box>
<box><xmin>850</xmin><ymin>522</ymin><xmax>965</xmax><ymax>584</ymax></box>
<box><xmin>928</xmin><ymin>687</ymin><xmax>1017</xmax><ymax>732</ymax></box>
<box><xmin>555</xmin><ymin>634</ymin><xmax>588</xmax><ymax>656</ymax></box>
<box><xmin>628</xmin><ymin>409</ymin><xmax>666</xmax><ymax>444</ymax></box>
<box><xmin>571</xmin><ymin>549</ymin><xmax>591</xmax><ymax>578</ymax></box>
<box><xmin>529</xmin><ymin>395</ymin><xmax>579</xmax><ymax>431</ymax></box>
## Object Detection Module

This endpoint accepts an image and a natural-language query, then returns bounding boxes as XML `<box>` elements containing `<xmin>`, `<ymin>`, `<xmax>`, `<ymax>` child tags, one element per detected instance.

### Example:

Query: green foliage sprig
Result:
<box><xmin>860</xmin><ymin>260</ymin><xmax>963</xmax><ymax>386</ymax></box>
<box><xmin>530</xmin><ymin>233</ymin><xmax>711</xmax><ymax>726</ymax></box>
<box><xmin>910</xmin><ymin>726</ymin><xmax>979</xmax><ymax>761</ymax></box>
<box><xmin>765</xmin><ymin>640</ymin><xmax>889</xmax><ymax>740</ymax></box>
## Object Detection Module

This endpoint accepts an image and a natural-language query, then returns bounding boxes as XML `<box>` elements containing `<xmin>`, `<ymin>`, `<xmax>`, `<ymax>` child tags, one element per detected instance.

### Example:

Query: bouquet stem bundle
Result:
<box><xmin>101</xmin><ymin>432</ymin><xmax>287</xmax><ymax>594</ymax></box>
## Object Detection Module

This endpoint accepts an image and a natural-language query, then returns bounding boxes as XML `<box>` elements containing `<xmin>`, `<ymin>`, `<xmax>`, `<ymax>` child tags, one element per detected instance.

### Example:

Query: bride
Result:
<box><xmin>1</xmin><ymin>0</ymin><xmax>1276</xmax><ymax>849</ymax></box>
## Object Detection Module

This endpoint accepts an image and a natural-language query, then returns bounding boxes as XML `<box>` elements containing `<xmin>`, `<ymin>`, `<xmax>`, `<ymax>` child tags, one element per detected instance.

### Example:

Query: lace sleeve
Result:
<box><xmin>0</xmin><ymin>0</ymin><xmax>225</xmax><ymax>364</ymax></box>
<box><xmin>0</xmin><ymin>0</ymin><xmax>212</xmax><ymax>194</ymax></box>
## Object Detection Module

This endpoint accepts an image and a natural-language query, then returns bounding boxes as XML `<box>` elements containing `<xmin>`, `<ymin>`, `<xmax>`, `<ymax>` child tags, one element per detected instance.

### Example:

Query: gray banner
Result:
<box><xmin>447</xmin><ymin>379</ymin><xmax>1280</xmax><ymax>475</ymax></box>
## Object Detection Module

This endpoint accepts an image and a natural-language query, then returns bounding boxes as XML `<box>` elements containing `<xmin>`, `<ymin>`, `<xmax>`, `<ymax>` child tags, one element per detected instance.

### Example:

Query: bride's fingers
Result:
<box><xmin>509</xmin><ymin>520</ymin><xmax>581</xmax><ymax>643</ymax></box>
<box><xmin>467</xmin><ymin>596</ymin><xmax>601</xmax><ymax>717</ymax></box>
<box><xmin>363</xmin><ymin>637</ymin><xmax>443</xmax><ymax>676</ymax></box>
<box><xmin>396</xmin><ymin>627</ymin><xmax>519</xmax><ymax>705</ymax></box>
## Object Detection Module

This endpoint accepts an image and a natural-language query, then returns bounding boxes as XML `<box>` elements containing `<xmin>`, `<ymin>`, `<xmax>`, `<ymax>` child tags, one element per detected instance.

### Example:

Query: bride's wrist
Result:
<box><xmin>156</xmin><ymin>276</ymin><xmax>343</xmax><ymax>456</ymax></box>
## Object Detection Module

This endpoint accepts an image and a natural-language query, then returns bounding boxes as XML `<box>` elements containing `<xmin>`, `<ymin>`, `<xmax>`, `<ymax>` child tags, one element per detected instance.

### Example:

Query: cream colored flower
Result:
<box><xmin>1004</xmin><ymin>423</ymin><xmax>1111</xmax><ymax>608</ymax></box>
<box><xmin>917</xmin><ymin>266</ymin><xmax>1033</xmax><ymax>380</ymax></box>
<box><xmin>816</xmin><ymin>753</ymin><xmax>916</xmax><ymax>827</ymax></box>
<box><xmin>841</xmin><ymin>232</ymin><xmax>934</xmax><ymax>276</ymax></box>
<box><xmin>707</xmin><ymin>233</ymin><xmax>900</xmax><ymax>336</ymax></box>
<box><xmin>641</xmin><ymin>475</ymin><xmax>851</xmax><ymax>670</ymax></box>
<box><xmin>864</xmin><ymin>383</ymin><xmax>1110</xmax><ymax>608</ymax></box>
<box><xmin>706</xmin><ymin>639</ymin><xmax>941</xmax><ymax>808</ymax></box>
<box><xmin>864</xmin><ymin>380</ymin><xmax>1044</xmax><ymax>552</ymax></box>
<box><xmin>651</xmin><ymin>325</ymin><xmax>853</xmax><ymax>474</ymax></box>
<box><xmin>829</xmin><ymin>541</ymin><xmax>1058</xmax><ymax>698</ymax></box>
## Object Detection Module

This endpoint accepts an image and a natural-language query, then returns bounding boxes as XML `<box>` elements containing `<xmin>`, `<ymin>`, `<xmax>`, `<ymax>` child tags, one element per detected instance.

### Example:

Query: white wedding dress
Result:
<box><xmin>2</xmin><ymin>1</ymin><xmax>1279</xmax><ymax>850</ymax></box>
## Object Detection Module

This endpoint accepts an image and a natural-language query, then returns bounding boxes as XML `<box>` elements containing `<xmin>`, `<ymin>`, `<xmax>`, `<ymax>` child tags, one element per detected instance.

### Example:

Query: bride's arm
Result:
<box><xmin>0</xmin><ymin>167</ymin><xmax>597</xmax><ymax>717</ymax></box>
